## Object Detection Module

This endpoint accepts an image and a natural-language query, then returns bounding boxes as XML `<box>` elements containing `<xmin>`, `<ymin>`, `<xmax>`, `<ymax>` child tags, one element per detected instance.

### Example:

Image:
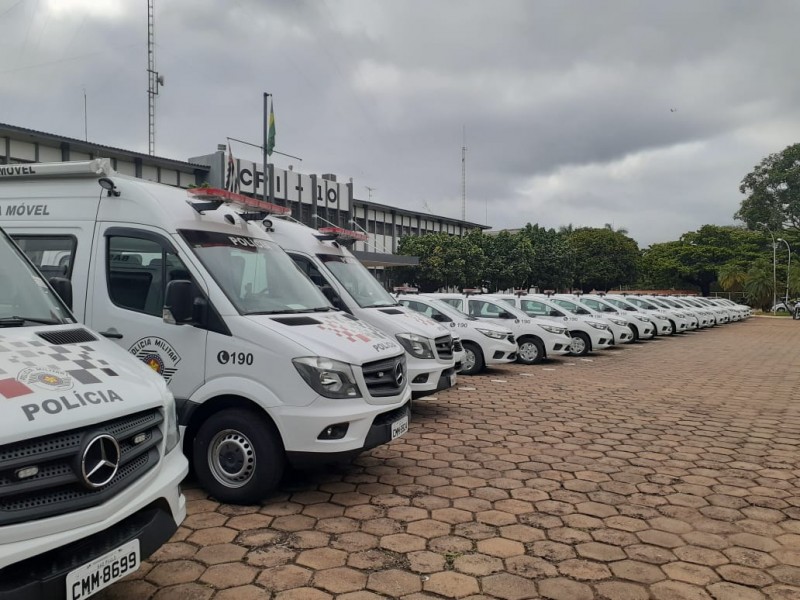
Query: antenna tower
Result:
<box><xmin>461</xmin><ymin>125</ymin><xmax>467</xmax><ymax>222</ymax></box>
<box><xmin>147</xmin><ymin>0</ymin><xmax>164</xmax><ymax>155</ymax></box>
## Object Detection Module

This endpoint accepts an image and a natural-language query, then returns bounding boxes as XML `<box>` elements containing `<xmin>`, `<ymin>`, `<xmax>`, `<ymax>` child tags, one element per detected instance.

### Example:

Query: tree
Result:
<box><xmin>743</xmin><ymin>259</ymin><xmax>774</xmax><ymax>310</ymax></box>
<box><xmin>717</xmin><ymin>262</ymin><xmax>747</xmax><ymax>292</ymax></box>
<box><xmin>481</xmin><ymin>231</ymin><xmax>535</xmax><ymax>291</ymax></box>
<box><xmin>736</xmin><ymin>143</ymin><xmax>800</xmax><ymax>232</ymax></box>
<box><xmin>518</xmin><ymin>224</ymin><xmax>573</xmax><ymax>290</ymax></box>
<box><xmin>568</xmin><ymin>227</ymin><xmax>639</xmax><ymax>291</ymax></box>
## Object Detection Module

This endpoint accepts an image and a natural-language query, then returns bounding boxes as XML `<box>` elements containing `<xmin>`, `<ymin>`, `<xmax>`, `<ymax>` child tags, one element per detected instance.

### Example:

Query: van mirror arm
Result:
<box><xmin>48</xmin><ymin>276</ymin><xmax>73</xmax><ymax>310</ymax></box>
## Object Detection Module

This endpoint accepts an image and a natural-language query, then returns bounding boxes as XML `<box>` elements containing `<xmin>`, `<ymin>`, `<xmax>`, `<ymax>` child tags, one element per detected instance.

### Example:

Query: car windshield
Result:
<box><xmin>629</xmin><ymin>298</ymin><xmax>658</xmax><ymax>310</ymax></box>
<box><xmin>591</xmin><ymin>300</ymin><xmax>618</xmax><ymax>313</ymax></box>
<box><xmin>318</xmin><ymin>254</ymin><xmax>397</xmax><ymax>309</ymax></box>
<box><xmin>180</xmin><ymin>230</ymin><xmax>331</xmax><ymax>315</ymax></box>
<box><xmin>607</xmin><ymin>298</ymin><xmax>638</xmax><ymax>312</ymax></box>
<box><xmin>552</xmin><ymin>298</ymin><xmax>591</xmax><ymax>315</ymax></box>
<box><xmin>426</xmin><ymin>297</ymin><xmax>475</xmax><ymax>320</ymax></box>
<box><xmin>0</xmin><ymin>230</ymin><xmax>71</xmax><ymax>326</ymax></box>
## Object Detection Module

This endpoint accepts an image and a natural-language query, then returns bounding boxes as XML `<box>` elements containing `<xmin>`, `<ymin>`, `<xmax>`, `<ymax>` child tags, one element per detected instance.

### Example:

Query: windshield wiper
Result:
<box><xmin>0</xmin><ymin>316</ymin><xmax>60</xmax><ymax>327</ymax></box>
<box><xmin>250</xmin><ymin>307</ymin><xmax>332</xmax><ymax>315</ymax></box>
<box><xmin>367</xmin><ymin>302</ymin><xmax>399</xmax><ymax>308</ymax></box>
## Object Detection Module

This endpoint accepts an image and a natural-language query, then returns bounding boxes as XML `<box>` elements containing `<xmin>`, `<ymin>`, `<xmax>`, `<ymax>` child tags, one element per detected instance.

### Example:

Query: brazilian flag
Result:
<box><xmin>267</xmin><ymin>101</ymin><xmax>276</xmax><ymax>156</ymax></box>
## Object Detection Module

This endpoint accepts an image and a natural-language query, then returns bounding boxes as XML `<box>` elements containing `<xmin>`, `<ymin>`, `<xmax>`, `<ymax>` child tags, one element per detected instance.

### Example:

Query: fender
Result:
<box><xmin>188</xmin><ymin>374</ymin><xmax>284</xmax><ymax>410</ymax></box>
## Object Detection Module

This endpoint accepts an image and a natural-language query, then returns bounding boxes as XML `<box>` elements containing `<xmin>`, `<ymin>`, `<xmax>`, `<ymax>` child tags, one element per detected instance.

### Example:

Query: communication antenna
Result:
<box><xmin>147</xmin><ymin>0</ymin><xmax>165</xmax><ymax>155</ymax></box>
<box><xmin>461</xmin><ymin>125</ymin><xmax>467</xmax><ymax>221</ymax></box>
<box><xmin>365</xmin><ymin>186</ymin><xmax>376</xmax><ymax>202</ymax></box>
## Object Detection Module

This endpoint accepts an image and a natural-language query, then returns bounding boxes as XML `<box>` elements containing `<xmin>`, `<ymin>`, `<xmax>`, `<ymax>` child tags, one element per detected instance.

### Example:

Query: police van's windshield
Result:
<box><xmin>318</xmin><ymin>254</ymin><xmax>398</xmax><ymax>309</ymax></box>
<box><xmin>0</xmin><ymin>231</ymin><xmax>71</xmax><ymax>326</ymax></box>
<box><xmin>181</xmin><ymin>230</ymin><xmax>332</xmax><ymax>315</ymax></box>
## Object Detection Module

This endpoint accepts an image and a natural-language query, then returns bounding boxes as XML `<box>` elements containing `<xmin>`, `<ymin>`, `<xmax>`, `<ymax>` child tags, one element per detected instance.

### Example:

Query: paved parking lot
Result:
<box><xmin>99</xmin><ymin>317</ymin><xmax>800</xmax><ymax>600</ymax></box>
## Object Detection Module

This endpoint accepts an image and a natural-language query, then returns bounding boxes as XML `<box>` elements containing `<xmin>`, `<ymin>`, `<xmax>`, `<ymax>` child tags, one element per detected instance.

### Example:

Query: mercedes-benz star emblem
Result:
<box><xmin>394</xmin><ymin>362</ymin><xmax>405</xmax><ymax>386</ymax></box>
<box><xmin>81</xmin><ymin>434</ymin><xmax>121</xmax><ymax>489</ymax></box>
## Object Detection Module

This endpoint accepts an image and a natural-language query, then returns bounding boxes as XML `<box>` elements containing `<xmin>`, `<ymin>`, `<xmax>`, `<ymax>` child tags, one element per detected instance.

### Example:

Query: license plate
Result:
<box><xmin>391</xmin><ymin>415</ymin><xmax>409</xmax><ymax>440</ymax></box>
<box><xmin>66</xmin><ymin>539</ymin><xmax>140</xmax><ymax>600</ymax></box>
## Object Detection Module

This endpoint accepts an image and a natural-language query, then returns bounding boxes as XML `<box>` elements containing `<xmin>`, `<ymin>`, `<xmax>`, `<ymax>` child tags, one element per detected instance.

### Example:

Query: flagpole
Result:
<box><xmin>263</xmin><ymin>92</ymin><xmax>270</xmax><ymax>202</ymax></box>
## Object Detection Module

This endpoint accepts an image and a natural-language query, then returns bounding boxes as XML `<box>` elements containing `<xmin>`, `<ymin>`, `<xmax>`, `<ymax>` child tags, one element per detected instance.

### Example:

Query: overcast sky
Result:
<box><xmin>2</xmin><ymin>0</ymin><xmax>799</xmax><ymax>246</ymax></box>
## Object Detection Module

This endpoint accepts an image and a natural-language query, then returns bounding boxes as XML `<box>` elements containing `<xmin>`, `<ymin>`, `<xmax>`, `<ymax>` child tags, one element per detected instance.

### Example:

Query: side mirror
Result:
<box><xmin>549</xmin><ymin>309</ymin><xmax>563</xmax><ymax>317</ymax></box>
<box><xmin>49</xmin><ymin>277</ymin><xmax>73</xmax><ymax>310</ymax></box>
<box><xmin>432</xmin><ymin>313</ymin><xmax>451</xmax><ymax>323</ymax></box>
<box><xmin>500</xmin><ymin>312</ymin><xmax>514</xmax><ymax>319</ymax></box>
<box><xmin>320</xmin><ymin>284</ymin><xmax>349</xmax><ymax>313</ymax></box>
<box><xmin>164</xmin><ymin>280</ymin><xmax>194</xmax><ymax>325</ymax></box>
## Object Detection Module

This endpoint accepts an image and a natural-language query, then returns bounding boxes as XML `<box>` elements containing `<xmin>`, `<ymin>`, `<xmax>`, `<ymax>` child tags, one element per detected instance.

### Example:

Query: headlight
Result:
<box><xmin>164</xmin><ymin>395</ymin><xmax>180</xmax><ymax>453</ymax></box>
<box><xmin>293</xmin><ymin>356</ymin><xmax>361</xmax><ymax>399</ymax></box>
<box><xmin>395</xmin><ymin>333</ymin><xmax>434</xmax><ymax>359</ymax></box>
<box><xmin>476</xmin><ymin>328</ymin><xmax>507</xmax><ymax>340</ymax></box>
<box><xmin>586</xmin><ymin>321</ymin><xmax>609</xmax><ymax>330</ymax></box>
<box><xmin>539</xmin><ymin>324</ymin><xmax>568</xmax><ymax>335</ymax></box>
<box><xmin>633</xmin><ymin>314</ymin><xmax>651</xmax><ymax>322</ymax></box>
<box><xmin>608</xmin><ymin>317</ymin><xmax>628</xmax><ymax>326</ymax></box>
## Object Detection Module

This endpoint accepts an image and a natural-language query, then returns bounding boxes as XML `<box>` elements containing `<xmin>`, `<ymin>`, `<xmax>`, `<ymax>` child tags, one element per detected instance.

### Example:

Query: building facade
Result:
<box><xmin>1</xmin><ymin>123</ymin><xmax>488</xmax><ymax>286</ymax></box>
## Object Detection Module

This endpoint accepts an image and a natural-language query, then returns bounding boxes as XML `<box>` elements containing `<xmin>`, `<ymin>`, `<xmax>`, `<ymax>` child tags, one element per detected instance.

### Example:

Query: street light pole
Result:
<box><xmin>778</xmin><ymin>238</ymin><xmax>791</xmax><ymax>304</ymax></box>
<box><xmin>765</xmin><ymin>227</ymin><xmax>776</xmax><ymax>311</ymax></box>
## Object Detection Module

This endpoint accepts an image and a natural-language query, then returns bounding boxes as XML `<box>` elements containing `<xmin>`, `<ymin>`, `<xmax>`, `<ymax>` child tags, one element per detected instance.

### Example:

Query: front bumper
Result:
<box><xmin>481</xmin><ymin>339</ymin><xmax>518</xmax><ymax>366</ymax></box>
<box><xmin>0</xmin><ymin>447</ymin><xmax>187</xmax><ymax>600</ymax></box>
<box><xmin>286</xmin><ymin>401</ymin><xmax>412</xmax><ymax>468</ymax></box>
<box><xmin>411</xmin><ymin>366</ymin><xmax>457</xmax><ymax>399</ymax></box>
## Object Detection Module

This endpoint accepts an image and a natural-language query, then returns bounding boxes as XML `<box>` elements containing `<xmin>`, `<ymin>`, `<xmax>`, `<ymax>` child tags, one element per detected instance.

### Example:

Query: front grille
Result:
<box><xmin>434</xmin><ymin>335</ymin><xmax>453</xmax><ymax>360</ymax></box>
<box><xmin>453</xmin><ymin>339</ymin><xmax>463</xmax><ymax>353</ymax></box>
<box><xmin>507</xmin><ymin>333</ymin><xmax>516</xmax><ymax>345</ymax></box>
<box><xmin>0</xmin><ymin>409</ymin><xmax>163</xmax><ymax>526</ymax></box>
<box><xmin>362</xmin><ymin>355</ymin><xmax>407</xmax><ymax>398</ymax></box>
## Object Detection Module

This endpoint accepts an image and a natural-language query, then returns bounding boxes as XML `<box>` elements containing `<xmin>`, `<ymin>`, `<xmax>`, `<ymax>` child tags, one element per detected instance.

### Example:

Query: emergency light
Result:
<box><xmin>393</xmin><ymin>286</ymin><xmax>418</xmax><ymax>295</ymax></box>
<box><xmin>186</xmin><ymin>187</ymin><xmax>291</xmax><ymax>217</ymax></box>
<box><xmin>315</xmin><ymin>226</ymin><xmax>368</xmax><ymax>245</ymax></box>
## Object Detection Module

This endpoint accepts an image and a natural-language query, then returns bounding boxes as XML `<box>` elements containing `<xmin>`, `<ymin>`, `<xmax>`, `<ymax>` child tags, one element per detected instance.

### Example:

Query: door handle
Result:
<box><xmin>99</xmin><ymin>330</ymin><xmax>123</xmax><ymax>339</ymax></box>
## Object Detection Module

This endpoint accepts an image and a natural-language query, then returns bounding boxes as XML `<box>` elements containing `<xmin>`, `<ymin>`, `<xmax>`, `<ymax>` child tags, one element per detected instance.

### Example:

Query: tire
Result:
<box><xmin>517</xmin><ymin>336</ymin><xmax>545</xmax><ymax>365</ymax></box>
<box><xmin>193</xmin><ymin>408</ymin><xmax>285</xmax><ymax>505</ymax></box>
<box><xmin>461</xmin><ymin>341</ymin><xmax>485</xmax><ymax>375</ymax></box>
<box><xmin>569</xmin><ymin>331</ymin><xmax>591</xmax><ymax>356</ymax></box>
<box><xmin>628</xmin><ymin>324</ymin><xmax>640</xmax><ymax>342</ymax></box>
<box><xmin>669</xmin><ymin>320</ymin><xmax>677</xmax><ymax>335</ymax></box>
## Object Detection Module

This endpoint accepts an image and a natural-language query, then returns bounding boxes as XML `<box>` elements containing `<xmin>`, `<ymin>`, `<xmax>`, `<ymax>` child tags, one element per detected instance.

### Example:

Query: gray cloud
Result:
<box><xmin>2</xmin><ymin>0</ymin><xmax>799</xmax><ymax>246</ymax></box>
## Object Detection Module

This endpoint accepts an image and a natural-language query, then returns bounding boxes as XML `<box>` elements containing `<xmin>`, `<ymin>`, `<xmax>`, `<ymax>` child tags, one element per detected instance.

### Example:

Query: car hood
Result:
<box><xmin>0</xmin><ymin>326</ymin><xmax>167</xmax><ymax>443</ymax></box>
<box><xmin>244</xmin><ymin>311</ymin><xmax>404</xmax><ymax>364</ymax></box>
<box><xmin>358</xmin><ymin>306</ymin><xmax>451</xmax><ymax>340</ymax></box>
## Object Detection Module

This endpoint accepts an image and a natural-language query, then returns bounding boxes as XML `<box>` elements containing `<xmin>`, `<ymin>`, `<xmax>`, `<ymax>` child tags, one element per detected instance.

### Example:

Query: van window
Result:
<box><xmin>12</xmin><ymin>235</ymin><xmax>76</xmax><ymax>280</ymax></box>
<box><xmin>107</xmin><ymin>235</ymin><xmax>194</xmax><ymax>317</ymax></box>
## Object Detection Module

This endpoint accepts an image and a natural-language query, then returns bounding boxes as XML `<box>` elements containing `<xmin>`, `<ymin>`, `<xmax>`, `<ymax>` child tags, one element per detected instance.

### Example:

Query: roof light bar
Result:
<box><xmin>393</xmin><ymin>286</ymin><xmax>419</xmax><ymax>295</ymax></box>
<box><xmin>186</xmin><ymin>188</ymin><xmax>291</xmax><ymax>216</ymax></box>
<box><xmin>462</xmin><ymin>288</ymin><xmax>482</xmax><ymax>296</ymax></box>
<box><xmin>316</xmin><ymin>226</ymin><xmax>368</xmax><ymax>243</ymax></box>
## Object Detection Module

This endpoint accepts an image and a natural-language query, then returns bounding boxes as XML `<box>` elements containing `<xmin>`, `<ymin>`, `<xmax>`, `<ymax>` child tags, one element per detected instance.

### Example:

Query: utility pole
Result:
<box><xmin>461</xmin><ymin>125</ymin><xmax>467</xmax><ymax>222</ymax></box>
<box><xmin>147</xmin><ymin>0</ymin><xmax>164</xmax><ymax>155</ymax></box>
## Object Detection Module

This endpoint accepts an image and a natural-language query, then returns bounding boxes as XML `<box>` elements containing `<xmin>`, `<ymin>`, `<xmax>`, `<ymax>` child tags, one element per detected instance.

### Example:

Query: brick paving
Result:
<box><xmin>98</xmin><ymin>317</ymin><xmax>800</xmax><ymax>599</ymax></box>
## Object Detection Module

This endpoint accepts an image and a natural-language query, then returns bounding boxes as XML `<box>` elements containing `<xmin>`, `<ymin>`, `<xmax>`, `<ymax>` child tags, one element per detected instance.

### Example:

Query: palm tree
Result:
<box><xmin>603</xmin><ymin>223</ymin><xmax>630</xmax><ymax>235</ymax></box>
<box><xmin>743</xmin><ymin>260</ymin><xmax>774</xmax><ymax>310</ymax></box>
<box><xmin>718</xmin><ymin>262</ymin><xmax>747</xmax><ymax>292</ymax></box>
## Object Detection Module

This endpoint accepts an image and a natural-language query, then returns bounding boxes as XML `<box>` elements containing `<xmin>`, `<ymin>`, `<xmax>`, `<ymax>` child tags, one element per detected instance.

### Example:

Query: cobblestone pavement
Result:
<box><xmin>98</xmin><ymin>317</ymin><xmax>800</xmax><ymax>600</ymax></box>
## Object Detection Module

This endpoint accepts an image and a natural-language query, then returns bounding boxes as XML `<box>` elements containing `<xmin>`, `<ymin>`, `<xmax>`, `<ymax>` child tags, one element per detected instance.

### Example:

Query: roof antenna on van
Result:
<box><xmin>98</xmin><ymin>177</ymin><xmax>120</xmax><ymax>197</ymax></box>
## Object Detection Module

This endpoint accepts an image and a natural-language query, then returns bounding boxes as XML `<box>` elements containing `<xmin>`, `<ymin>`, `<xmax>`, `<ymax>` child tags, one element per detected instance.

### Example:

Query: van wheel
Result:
<box><xmin>628</xmin><ymin>324</ymin><xmax>639</xmax><ymax>342</ymax></box>
<box><xmin>569</xmin><ymin>332</ymin><xmax>590</xmax><ymax>356</ymax></box>
<box><xmin>193</xmin><ymin>409</ymin><xmax>284</xmax><ymax>505</ymax></box>
<box><xmin>517</xmin><ymin>337</ymin><xmax>544</xmax><ymax>365</ymax></box>
<box><xmin>461</xmin><ymin>341</ymin><xmax>484</xmax><ymax>375</ymax></box>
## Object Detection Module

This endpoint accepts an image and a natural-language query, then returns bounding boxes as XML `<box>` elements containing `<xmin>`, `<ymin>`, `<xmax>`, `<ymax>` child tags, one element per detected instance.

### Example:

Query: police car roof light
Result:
<box><xmin>462</xmin><ymin>288</ymin><xmax>482</xmax><ymax>296</ymax></box>
<box><xmin>393</xmin><ymin>286</ymin><xmax>418</xmax><ymax>295</ymax></box>
<box><xmin>513</xmin><ymin>289</ymin><xmax>528</xmax><ymax>297</ymax></box>
<box><xmin>187</xmin><ymin>187</ymin><xmax>291</xmax><ymax>216</ymax></box>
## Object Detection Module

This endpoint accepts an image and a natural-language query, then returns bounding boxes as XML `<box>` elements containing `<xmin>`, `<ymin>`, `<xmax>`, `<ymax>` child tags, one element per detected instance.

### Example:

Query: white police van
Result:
<box><xmin>0</xmin><ymin>160</ymin><xmax>411</xmax><ymax>505</ymax></box>
<box><xmin>0</xmin><ymin>227</ymin><xmax>187</xmax><ymax>600</ymax></box>
<box><xmin>262</xmin><ymin>218</ymin><xmax>458</xmax><ymax>399</ymax></box>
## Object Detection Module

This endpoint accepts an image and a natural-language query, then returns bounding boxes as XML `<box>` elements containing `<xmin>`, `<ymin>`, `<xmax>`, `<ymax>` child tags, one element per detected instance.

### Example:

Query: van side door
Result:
<box><xmin>89</xmin><ymin>224</ymin><xmax>208</xmax><ymax>400</ymax></box>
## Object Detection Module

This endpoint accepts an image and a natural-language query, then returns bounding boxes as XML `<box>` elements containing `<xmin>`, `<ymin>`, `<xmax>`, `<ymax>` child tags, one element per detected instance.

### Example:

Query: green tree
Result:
<box><xmin>717</xmin><ymin>262</ymin><xmax>747</xmax><ymax>292</ymax></box>
<box><xmin>743</xmin><ymin>259</ymin><xmax>774</xmax><ymax>310</ymax></box>
<box><xmin>518</xmin><ymin>224</ymin><xmax>573</xmax><ymax>290</ymax></box>
<box><xmin>568</xmin><ymin>227</ymin><xmax>639</xmax><ymax>291</ymax></box>
<box><xmin>481</xmin><ymin>231</ymin><xmax>535</xmax><ymax>291</ymax></box>
<box><xmin>736</xmin><ymin>143</ymin><xmax>800</xmax><ymax>232</ymax></box>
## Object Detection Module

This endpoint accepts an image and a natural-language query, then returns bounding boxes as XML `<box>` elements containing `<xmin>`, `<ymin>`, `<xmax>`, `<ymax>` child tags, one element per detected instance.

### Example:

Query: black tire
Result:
<box><xmin>669</xmin><ymin>320</ymin><xmax>677</xmax><ymax>335</ymax></box>
<box><xmin>461</xmin><ymin>341</ymin><xmax>485</xmax><ymax>375</ymax></box>
<box><xmin>517</xmin><ymin>336</ymin><xmax>545</xmax><ymax>365</ymax></box>
<box><xmin>628</xmin><ymin>324</ymin><xmax>640</xmax><ymax>342</ymax></box>
<box><xmin>193</xmin><ymin>408</ymin><xmax>285</xmax><ymax>505</ymax></box>
<box><xmin>569</xmin><ymin>331</ymin><xmax>591</xmax><ymax>356</ymax></box>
